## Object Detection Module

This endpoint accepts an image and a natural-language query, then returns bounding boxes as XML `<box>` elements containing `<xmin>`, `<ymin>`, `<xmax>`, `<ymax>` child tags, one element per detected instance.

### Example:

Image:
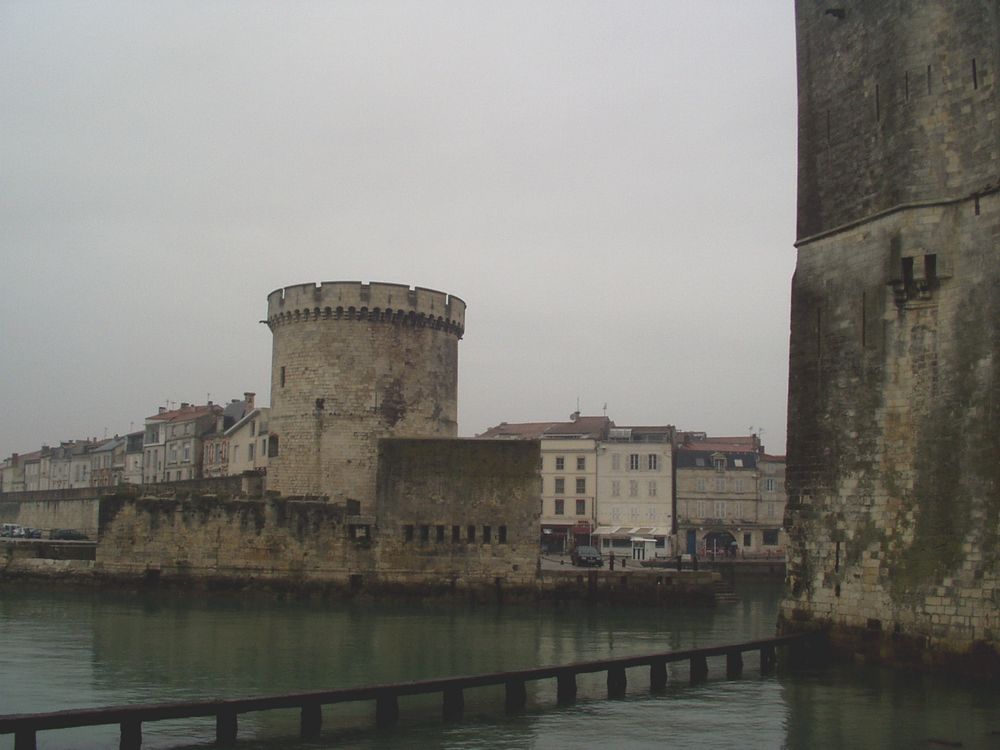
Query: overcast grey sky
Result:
<box><xmin>0</xmin><ymin>1</ymin><xmax>797</xmax><ymax>459</ymax></box>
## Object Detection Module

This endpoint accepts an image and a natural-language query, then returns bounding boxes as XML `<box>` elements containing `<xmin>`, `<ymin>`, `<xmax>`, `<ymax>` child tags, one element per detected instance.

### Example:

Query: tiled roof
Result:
<box><xmin>146</xmin><ymin>404</ymin><xmax>222</xmax><ymax>422</ymax></box>
<box><xmin>478</xmin><ymin>416</ymin><xmax>612</xmax><ymax>440</ymax></box>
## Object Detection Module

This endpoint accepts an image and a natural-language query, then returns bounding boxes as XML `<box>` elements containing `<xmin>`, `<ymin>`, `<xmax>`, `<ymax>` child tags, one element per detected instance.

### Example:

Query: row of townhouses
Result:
<box><xmin>2</xmin><ymin>401</ymin><xmax>784</xmax><ymax>560</ymax></box>
<box><xmin>0</xmin><ymin>393</ymin><xmax>269</xmax><ymax>493</ymax></box>
<box><xmin>478</xmin><ymin>414</ymin><xmax>787</xmax><ymax>560</ymax></box>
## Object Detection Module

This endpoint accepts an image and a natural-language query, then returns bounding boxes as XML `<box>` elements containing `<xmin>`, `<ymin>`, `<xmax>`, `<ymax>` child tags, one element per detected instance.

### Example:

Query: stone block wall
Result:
<box><xmin>0</xmin><ymin>497</ymin><xmax>101</xmax><ymax>536</ymax></box>
<box><xmin>96</xmin><ymin>495</ymin><xmax>371</xmax><ymax>583</ymax></box>
<box><xmin>375</xmin><ymin>438</ymin><xmax>541</xmax><ymax>588</ymax></box>
<box><xmin>784</xmin><ymin>0</ymin><xmax>1000</xmax><ymax>677</ymax></box>
<box><xmin>795</xmin><ymin>0</ymin><xmax>998</xmax><ymax>240</ymax></box>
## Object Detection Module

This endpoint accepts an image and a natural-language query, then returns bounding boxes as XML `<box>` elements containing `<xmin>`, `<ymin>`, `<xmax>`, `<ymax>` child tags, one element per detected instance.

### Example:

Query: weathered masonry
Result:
<box><xmin>265</xmin><ymin>282</ymin><xmax>465</xmax><ymax>510</ymax></box>
<box><xmin>781</xmin><ymin>1</ymin><xmax>1000</xmax><ymax>677</ymax></box>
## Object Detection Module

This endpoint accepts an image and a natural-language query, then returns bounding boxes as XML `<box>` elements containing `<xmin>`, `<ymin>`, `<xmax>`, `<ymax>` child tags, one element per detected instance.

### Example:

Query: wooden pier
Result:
<box><xmin>0</xmin><ymin>632</ymin><xmax>821</xmax><ymax>750</ymax></box>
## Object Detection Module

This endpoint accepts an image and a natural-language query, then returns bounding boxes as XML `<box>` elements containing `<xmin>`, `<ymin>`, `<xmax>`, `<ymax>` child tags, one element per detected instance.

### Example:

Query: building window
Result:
<box><xmin>554</xmin><ymin>499</ymin><xmax>565</xmax><ymax>515</ymax></box>
<box><xmin>743</xmin><ymin>532</ymin><xmax>752</xmax><ymax>547</ymax></box>
<box><xmin>482</xmin><ymin>525</ymin><xmax>491</xmax><ymax>543</ymax></box>
<box><xmin>420</xmin><ymin>524</ymin><xmax>430</xmax><ymax>542</ymax></box>
<box><xmin>629</xmin><ymin>506</ymin><xmax>640</xmax><ymax>522</ymax></box>
<box><xmin>452</xmin><ymin>525</ymin><xmax>461</xmax><ymax>543</ymax></box>
<box><xmin>576</xmin><ymin>498</ymin><xmax>586</xmax><ymax>515</ymax></box>
<box><xmin>763</xmin><ymin>529</ymin><xmax>779</xmax><ymax>546</ymax></box>
<box><xmin>576</xmin><ymin>477</ymin><xmax>586</xmax><ymax>494</ymax></box>
<box><xmin>733</xmin><ymin>501</ymin><xmax>742</xmax><ymax>518</ymax></box>
<box><xmin>467</xmin><ymin>525</ymin><xmax>476</xmax><ymax>542</ymax></box>
<box><xmin>612</xmin><ymin>506</ymin><xmax>622</xmax><ymax>521</ymax></box>
<box><xmin>629</xmin><ymin>480</ymin><xmax>638</xmax><ymax>497</ymax></box>
<box><xmin>696</xmin><ymin>478</ymin><xmax>706</xmax><ymax>492</ymax></box>
<box><xmin>735</xmin><ymin>479</ymin><xmax>745</xmax><ymax>492</ymax></box>
<box><xmin>714</xmin><ymin>501</ymin><xmax>726</xmax><ymax>518</ymax></box>
<box><xmin>554</xmin><ymin>477</ymin><xmax>565</xmax><ymax>494</ymax></box>
<box><xmin>714</xmin><ymin>457</ymin><xmax>726</xmax><ymax>472</ymax></box>
<box><xmin>714</xmin><ymin>477</ymin><xmax>725</xmax><ymax>492</ymax></box>
<box><xmin>611</xmin><ymin>480</ymin><xmax>620</xmax><ymax>497</ymax></box>
<box><xmin>648</xmin><ymin>481</ymin><xmax>657</xmax><ymax>497</ymax></box>
<box><xmin>629</xmin><ymin>454</ymin><xmax>640</xmax><ymax>470</ymax></box>
<box><xmin>555</xmin><ymin>456</ymin><xmax>565</xmax><ymax>470</ymax></box>
<box><xmin>250</xmin><ymin>420</ymin><xmax>256</xmax><ymax>436</ymax></box>
<box><xmin>611</xmin><ymin>454</ymin><xmax>620</xmax><ymax>470</ymax></box>
<box><xmin>234</xmin><ymin>445</ymin><xmax>240</xmax><ymax>462</ymax></box>
<box><xmin>404</xmin><ymin>525</ymin><xmax>414</xmax><ymax>541</ymax></box>
<box><xmin>498</xmin><ymin>525</ymin><xmax>508</xmax><ymax>543</ymax></box>
<box><xmin>767</xmin><ymin>503</ymin><xmax>776</xmax><ymax>518</ymax></box>
<box><xmin>268</xmin><ymin>435</ymin><xmax>279</xmax><ymax>457</ymax></box>
<box><xmin>280</xmin><ymin>366</ymin><xmax>286</xmax><ymax>387</ymax></box>
<box><xmin>435</xmin><ymin>525</ymin><xmax>445</xmax><ymax>542</ymax></box>
<box><xmin>183</xmin><ymin>444</ymin><xmax>190</xmax><ymax>463</ymax></box>
<box><xmin>576</xmin><ymin>456</ymin><xmax>585</xmax><ymax>471</ymax></box>
<box><xmin>765</xmin><ymin>478</ymin><xmax>776</xmax><ymax>492</ymax></box>
<box><xmin>648</xmin><ymin>454</ymin><xmax>658</xmax><ymax>471</ymax></box>
<box><xmin>248</xmin><ymin>443</ymin><xmax>255</xmax><ymax>460</ymax></box>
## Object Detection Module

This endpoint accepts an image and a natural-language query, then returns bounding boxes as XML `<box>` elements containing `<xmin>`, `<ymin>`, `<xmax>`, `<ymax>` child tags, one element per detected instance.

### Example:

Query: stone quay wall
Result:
<box><xmin>265</xmin><ymin>282</ymin><xmax>465</xmax><ymax>511</ymax></box>
<box><xmin>0</xmin><ymin>476</ymin><xmax>261</xmax><ymax>538</ymax></box>
<box><xmin>783</xmin><ymin>0</ymin><xmax>1000</xmax><ymax>679</ymax></box>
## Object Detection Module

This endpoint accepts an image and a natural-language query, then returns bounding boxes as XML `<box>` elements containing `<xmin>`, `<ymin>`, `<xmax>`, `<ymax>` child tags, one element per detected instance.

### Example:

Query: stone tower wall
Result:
<box><xmin>265</xmin><ymin>282</ymin><xmax>465</xmax><ymax>509</ymax></box>
<box><xmin>783</xmin><ymin>1</ymin><xmax>1000</xmax><ymax>677</ymax></box>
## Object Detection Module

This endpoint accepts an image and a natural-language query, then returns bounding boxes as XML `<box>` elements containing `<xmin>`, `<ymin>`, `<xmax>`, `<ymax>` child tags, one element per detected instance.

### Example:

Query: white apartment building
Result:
<box><xmin>594</xmin><ymin>425</ymin><xmax>675</xmax><ymax>561</ymax></box>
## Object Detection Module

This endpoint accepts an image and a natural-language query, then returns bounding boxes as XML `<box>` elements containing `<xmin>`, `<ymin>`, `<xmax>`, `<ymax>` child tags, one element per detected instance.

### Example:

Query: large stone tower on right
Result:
<box><xmin>782</xmin><ymin>1</ymin><xmax>999</xmax><ymax>675</ymax></box>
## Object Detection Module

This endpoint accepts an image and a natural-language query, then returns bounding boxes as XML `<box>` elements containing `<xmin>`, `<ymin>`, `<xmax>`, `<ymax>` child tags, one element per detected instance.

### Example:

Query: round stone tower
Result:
<box><xmin>265</xmin><ymin>281</ymin><xmax>465</xmax><ymax>509</ymax></box>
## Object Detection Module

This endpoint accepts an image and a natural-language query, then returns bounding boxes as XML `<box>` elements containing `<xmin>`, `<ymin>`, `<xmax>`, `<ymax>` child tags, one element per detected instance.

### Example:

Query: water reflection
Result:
<box><xmin>2</xmin><ymin>584</ymin><xmax>996</xmax><ymax>749</ymax></box>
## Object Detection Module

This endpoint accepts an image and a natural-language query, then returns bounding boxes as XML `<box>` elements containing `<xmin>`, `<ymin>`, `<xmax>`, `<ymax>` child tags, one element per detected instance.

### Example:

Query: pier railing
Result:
<box><xmin>0</xmin><ymin>632</ymin><xmax>819</xmax><ymax>750</ymax></box>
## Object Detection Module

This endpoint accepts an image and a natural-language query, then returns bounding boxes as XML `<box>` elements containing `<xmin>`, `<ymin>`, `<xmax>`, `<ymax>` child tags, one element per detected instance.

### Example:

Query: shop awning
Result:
<box><xmin>593</xmin><ymin>526</ymin><xmax>671</xmax><ymax>537</ymax></box>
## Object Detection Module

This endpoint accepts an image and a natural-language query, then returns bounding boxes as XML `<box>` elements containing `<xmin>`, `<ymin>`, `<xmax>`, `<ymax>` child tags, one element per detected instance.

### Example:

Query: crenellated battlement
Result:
<box><xmin>266</xmin><ymin>281</ymin><xmax>465</xmax><ymax>337</ymax></box>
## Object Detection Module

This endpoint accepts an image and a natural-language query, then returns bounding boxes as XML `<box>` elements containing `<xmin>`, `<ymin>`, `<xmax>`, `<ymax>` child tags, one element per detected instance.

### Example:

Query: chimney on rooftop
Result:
<box><xmin>159</xmin><ymin>407</ymin><xmax>167</xmax><ymax>414</ymax></box>
<box><xmin>181</xmin><ymin>402</ymin><xmax>190</xmax><ymax>409</ymax></box>
<box><xmin>570</xmin><ymin>411</ymin><xmax>580</xmax><ymax>422</ymax></box>
<box><xmin>244</xmin><ymin>392</ymin><xmax>255</xmax><ymax>410</ymax></box>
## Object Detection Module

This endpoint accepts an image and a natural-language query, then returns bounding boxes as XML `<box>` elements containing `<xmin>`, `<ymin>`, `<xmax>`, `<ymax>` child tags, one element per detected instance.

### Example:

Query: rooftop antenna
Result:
<box><xmin>603</xmin><ymin>402</ymin><xmax>608</xmax><ymax>416</ymax></box>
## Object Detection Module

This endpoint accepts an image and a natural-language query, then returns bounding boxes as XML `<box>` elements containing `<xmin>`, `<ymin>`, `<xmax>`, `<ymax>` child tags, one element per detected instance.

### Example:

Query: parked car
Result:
<box><xmin>50</xmin><ymin>529</ymin><xmax>88</xmax><ymax>541</ymax></box>
<box><xmin>571</xmin><ymin>545</ymin><xmax>604</xmax><ymax>567</ymax></box>
<box><xmin>23</xmin><ymin>527</ymin><xmax>43</xmax><ymax>539</ymax></box>
<box><xmin>1</xmin><ymin>523</ymin><xmax>24</xmax><ymax>538</ymax></box>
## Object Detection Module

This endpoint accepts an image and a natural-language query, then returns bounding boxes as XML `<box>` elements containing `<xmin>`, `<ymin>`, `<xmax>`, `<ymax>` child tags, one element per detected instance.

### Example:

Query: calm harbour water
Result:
<box><xmin>1</xmin><ymin>582</ymin><xmax>998</xmax><ymax>749</ymax></box>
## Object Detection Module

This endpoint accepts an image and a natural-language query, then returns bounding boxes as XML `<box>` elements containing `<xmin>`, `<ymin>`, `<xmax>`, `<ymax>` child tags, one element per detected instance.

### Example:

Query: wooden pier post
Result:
<box><xmin>215</xmin><ymin>710</ymin><xmax>237</xmax><ymax>746</ymax></box>
<box><xmin>607</xmin><ymin>666</ymin><xmax>627</xmax><ymax>699</ymax></box>
<box><xmin>505</xmin><ymin>678</ymin><xmax>527</xmax><ymax>713</ymax></box>
<box><xmin>726</xmin><ymin>650</ymin><xmax>744</xmax><ymax>678</ymax></box>
<box><xmin>760</xmin><ymin>644</ymin><xmax>776</xmax><ymax>675</ymax></box>
<box><xmin>650</xmin><ymin>659</ymin><xmax>668</xmax><ymax>691</ymax></box>
<box><xmin>14</xmin><ymin>730</ymin><xmax>36</xmax><ymax>750</ymax></box>
<box><xmin>120</xmin><ymin>719</ymin><xmax>141</xmax><ymax>750</ymax></box>
<box><xmin>442</xmin><ymin>687</ymin><xmax>464</xmax><ymax>722</ymax></box>
<box><xmin>690</xmin><ymin>654</ymin><xmax>708</xmax><ymax>684</ymax></box>
<box><xmin>556</xmin><ymin>671</ymin><xmax>577</xmax><ymax>705</ymax></box>
<box><xmin>300</xmin><ymin>701</ymin><xmax>322</xmax><ymax>739</ymax></box>
<box><xmin>375</xmin><ymin>692</ymin><xmax>399</xmax><ymax>728</ymax></box>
